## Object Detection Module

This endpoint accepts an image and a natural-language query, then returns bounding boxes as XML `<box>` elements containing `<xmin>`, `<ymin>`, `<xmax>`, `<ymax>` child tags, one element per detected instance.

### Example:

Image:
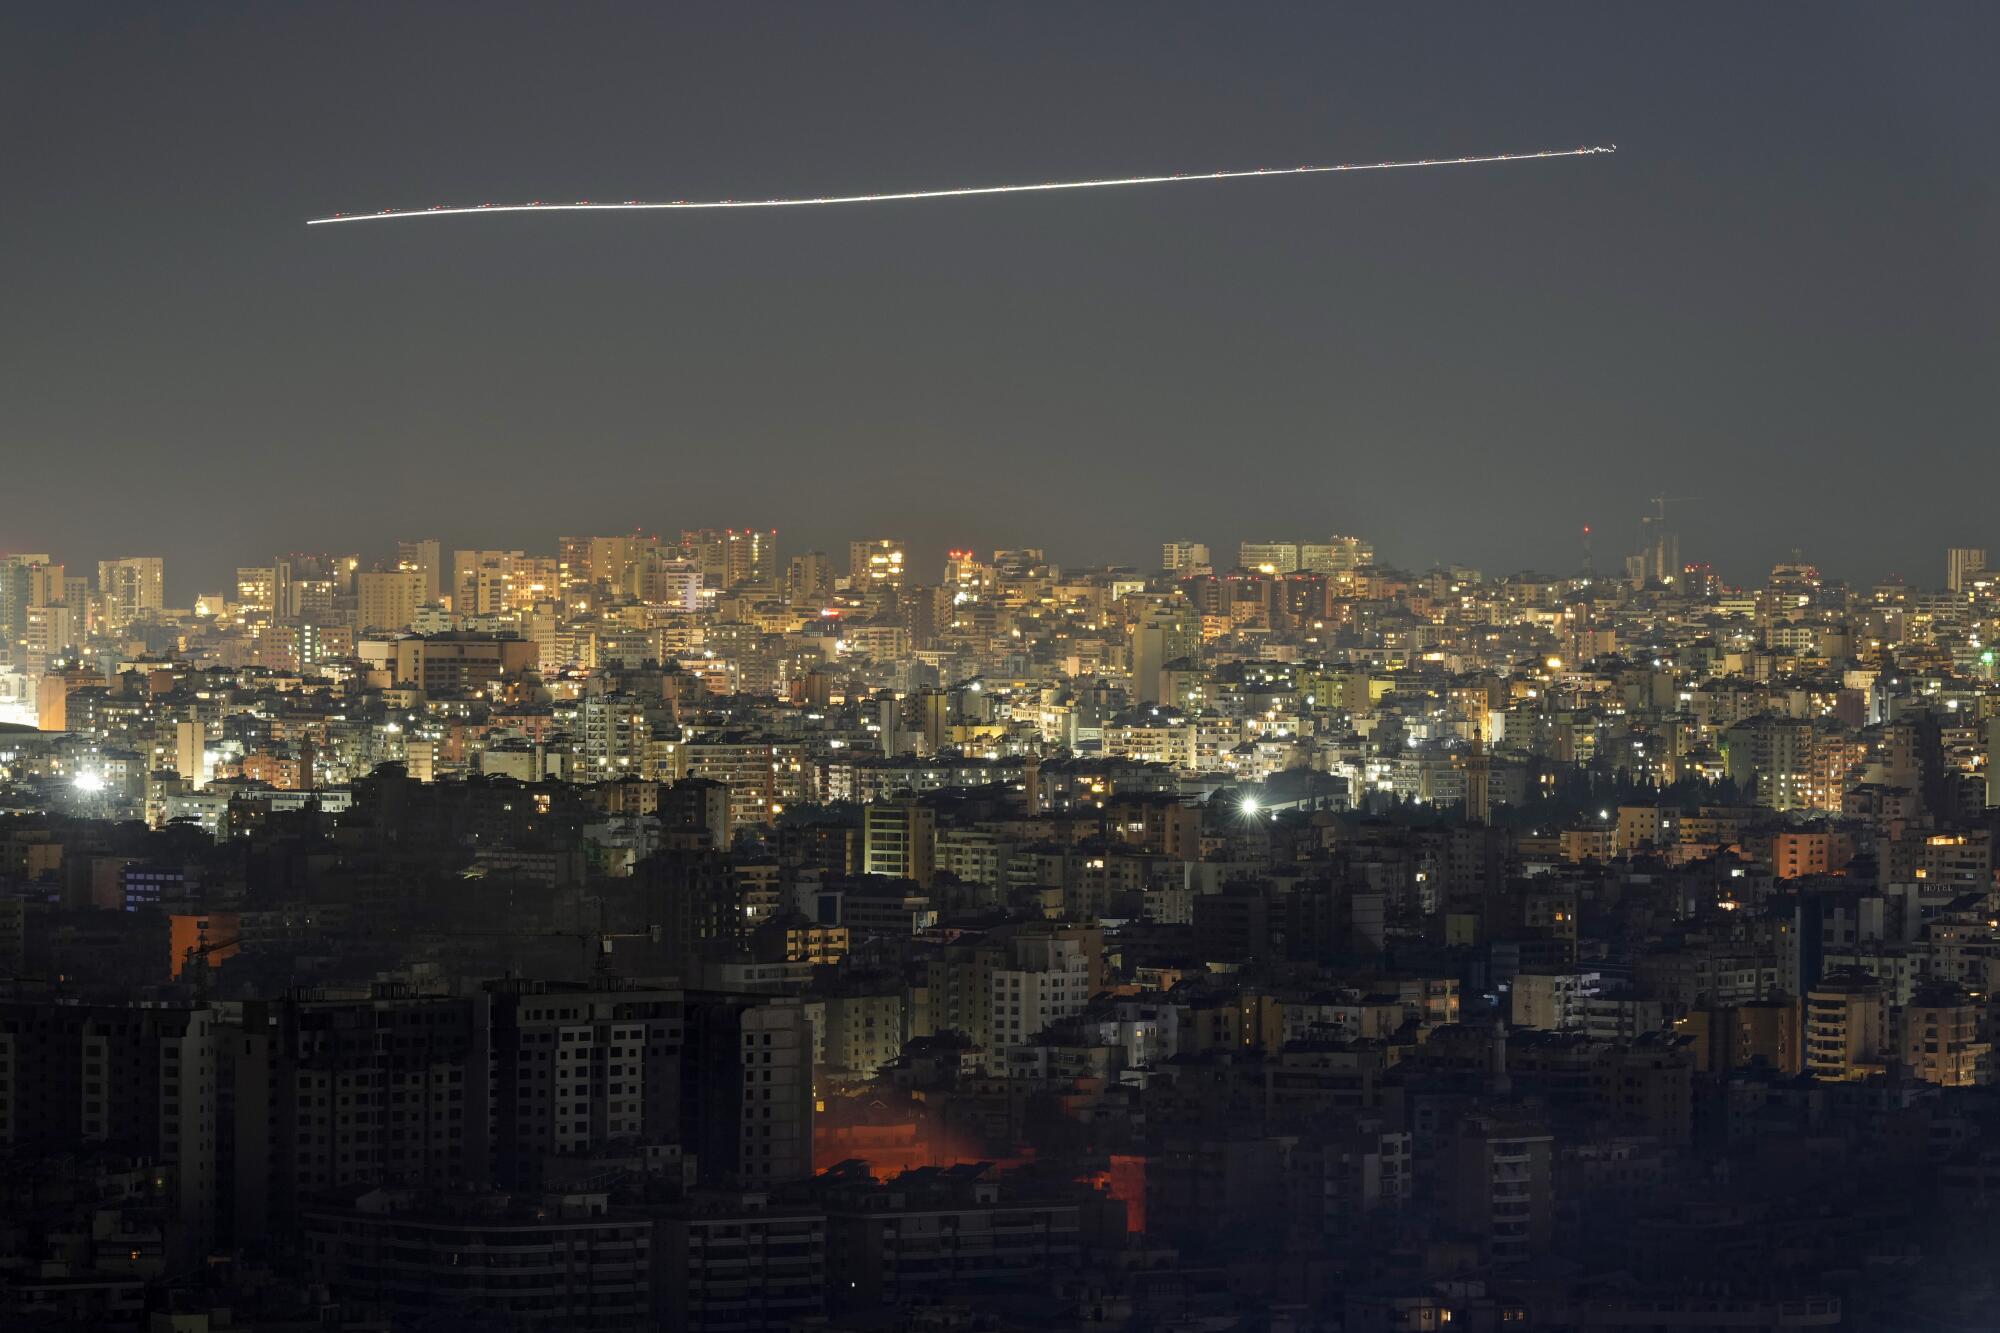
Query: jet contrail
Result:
<box><xmin>306</xmin><ymin>145</ymin><xmax>1614</xmax><ymax>226</ymax></box>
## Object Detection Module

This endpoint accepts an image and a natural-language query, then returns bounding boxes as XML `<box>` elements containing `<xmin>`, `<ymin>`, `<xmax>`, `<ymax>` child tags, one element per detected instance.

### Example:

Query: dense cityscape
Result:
<box><xmin>13</xmin><ymin>1</ymin><xmax>2000</xmax><ymax>1328</ymax></box>
<box><xmin>3</xmin><ymin>521</ymin><xmax>2000</xmax><ymax>1330</ymax></box>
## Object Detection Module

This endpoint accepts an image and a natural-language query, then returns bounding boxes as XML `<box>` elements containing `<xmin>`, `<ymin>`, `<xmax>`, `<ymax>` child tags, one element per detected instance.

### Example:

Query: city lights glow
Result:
<box><xmin>307</xmin><ymin>146</ymin><xmax>1616</xmax><ymax>226</ymax></box>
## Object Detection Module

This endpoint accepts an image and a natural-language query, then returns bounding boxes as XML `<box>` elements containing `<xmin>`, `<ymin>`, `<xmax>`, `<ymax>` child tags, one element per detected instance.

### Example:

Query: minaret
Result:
<box><xmin>1463</xmin><ymin>729</ymin><xmax>1491</xmax><ymax>825</ymax></box>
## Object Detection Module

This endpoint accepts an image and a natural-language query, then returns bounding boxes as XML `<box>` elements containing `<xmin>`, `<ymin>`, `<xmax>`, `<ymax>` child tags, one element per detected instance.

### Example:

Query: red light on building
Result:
<box><xmin>1084</xmin><ymin>1155</ymin><xmax>1147</xmax><ymax>1233</ymax></box>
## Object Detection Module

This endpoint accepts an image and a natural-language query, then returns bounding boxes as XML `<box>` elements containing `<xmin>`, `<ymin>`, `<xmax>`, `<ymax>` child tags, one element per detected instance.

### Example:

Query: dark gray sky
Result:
<box><xmin>6</xmin><ymin>4</ymin><xmax>1995</xmax><ymax>598</ymax></box>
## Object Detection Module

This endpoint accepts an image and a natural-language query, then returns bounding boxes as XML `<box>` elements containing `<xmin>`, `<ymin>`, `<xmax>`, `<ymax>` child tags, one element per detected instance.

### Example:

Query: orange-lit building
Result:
<box><xmin>168</xmin><ymin>911</ymin><xmax>240</xmax><ymax>978</ymax></box>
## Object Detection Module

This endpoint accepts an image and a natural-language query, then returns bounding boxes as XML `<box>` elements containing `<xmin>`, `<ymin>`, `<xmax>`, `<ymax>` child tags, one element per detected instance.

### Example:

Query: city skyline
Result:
<box><xmin>7</xmin><ymin>5</ymin><xmax>1999</xmax><ymax>590</ymax></box>
<box><xmin>9</xmin><ymin>8</ymin><xmax>2000</xmax><ymax>1329</ymax></box>
<box><xmin>6</xmin><ymin>513</ymin><xmax>1993</xmax><ymax>614</ymax></box>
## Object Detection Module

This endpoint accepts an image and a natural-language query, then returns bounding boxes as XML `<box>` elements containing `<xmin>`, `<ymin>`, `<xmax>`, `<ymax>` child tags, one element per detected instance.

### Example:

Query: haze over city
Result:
<box><xmin>7</xmin><ymin>8</ymin><xmax>2000</xmax><ymax>1333</ymax></box>
<box><xmin>8</xmin><ymin>4</ymin><xmax>1999</xmax><ymax>598</ymax></box>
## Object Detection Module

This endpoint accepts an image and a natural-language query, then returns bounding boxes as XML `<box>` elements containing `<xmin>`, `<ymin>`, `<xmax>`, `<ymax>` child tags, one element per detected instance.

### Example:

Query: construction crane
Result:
<box><xmin>5</xmin><ymin>934</ymin><xmax>243</xmax><ymax>1002</ymax></box>
<box><xmin>1648</xmin><ymin>494</ymin><xmax>1703</xmax><ymax>522</ymax></box>
<box><xmin>1635</xmin><ymin>495</ymin><xmax>1705</xmax><ymax>588</ymax></box>
<box><xmin>183</xmin><ymin>936</ymin><xmax>241</xmax><ymax>1001</ymax></box>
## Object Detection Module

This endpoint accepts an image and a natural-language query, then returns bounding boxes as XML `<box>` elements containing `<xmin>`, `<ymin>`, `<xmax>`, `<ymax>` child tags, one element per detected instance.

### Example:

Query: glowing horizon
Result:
<box><xmin>307</xmin><ymin>145</ymin><xmax>1615</xmax><ymax>226</ymax></box>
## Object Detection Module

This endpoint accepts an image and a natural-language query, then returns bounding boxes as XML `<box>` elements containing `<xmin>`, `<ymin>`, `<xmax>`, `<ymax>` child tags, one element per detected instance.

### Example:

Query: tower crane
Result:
<box><xmin>1648</xmin><ymin>494</ymin><xmax>1703</xmax><ymax>522</ymax></box>
<box><xmin>183</xmin><ymin>935</ymin><xmax>241</xmax><ymax>1001</ymax></box>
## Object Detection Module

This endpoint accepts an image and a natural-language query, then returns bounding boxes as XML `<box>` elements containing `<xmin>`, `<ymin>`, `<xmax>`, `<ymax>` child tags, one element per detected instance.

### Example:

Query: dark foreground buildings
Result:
<box><xmin>10</xmin><ymin>534</ymin><xmax>2000</xmax><ymax>1328</ymax></box>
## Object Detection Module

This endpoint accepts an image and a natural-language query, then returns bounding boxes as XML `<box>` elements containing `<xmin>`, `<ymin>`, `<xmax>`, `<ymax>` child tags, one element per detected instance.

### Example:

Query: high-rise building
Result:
<box><xmin>1634</xmin><ymin>508</ymin><xmax>1680</xmax><ymax>587</ymax></box>
<box><xmin>660</xmin><ymin>1193</ymin><xmax>827</xmax><ymax>1333</ymax></box>
<box><xmin>231</xmin><ymin>992</ymin><xmax>484</xmax><ymax>1235</ymax></box>
<box><xmin>305</xmin><ymin>1190</ymin><xmax>659</xmax><ymax>1331</ymax></box>
<box><xmin>28</xmin><ymin>560</ymin><xmax>66</xmax><ymax>610</ymax></box>
<box><xmin>356</xmin><ymin>568</ymin><xmax>427</xmax><ymax>632</ymax></box>
<box><xmin>578</xmin><ymin>692</ymin><xmax>659</xmax><ymax>779</ymax></box>
<box><xmin>1948</xmin><ymin>546</ymin><xmax>1988</xmax><ymax>593</ymax></box>
<box><xmin>1328</xmin><ymin>532</ymin><xmax>1376</xmax><ymax>568</ymax></box>
<box><xmin>483</xmin><ymin>982</ymin><xmax>687</xmax><ymax>1188</ymax></box>
<box><xmin>235</xmin><ymin>566</ymin><xmax>278</xmax><ymax>613</ymax></box>
<box><xmin>503</xmin><ymin>555</ymin><xmax>557</xmax><ymax>613</ymax></box>
<box><xmin>451</xmin><ymin>549</ymin><xmax>528</xmax><ymax>616</ymax></box>
<box><xmin>916</xmin><ymin>686</ymin><xmax>954</xmax><ymax>755</ymax></box>
<box><xmin>386</xmin><ymin>632</ymin><xmax>538</xmax><ymax>694</ymax></box>
<box><xmin>1161</xmin><ymin>541</ymin><xmax>1211</xmax><ymax>575</ymax></box>
<box><xmin>396</xmin><ymin>538</ymin><xmax>443</xmax><ymax>603</ymax></box>
<box><xmin>684</xmin><ymin>528</ymin><xmax>778</xmax><ymax>590</ymax></box>
<box><xmin>1129</xmin><ymin>602</ymin><xmax>1200</xmax><ymax>704</ymax></box>
<box><xmin>557</xmin><ymin>534</ymin><xmax>592</xmax><ymax>595</ymax></box>
<box><xmin>22</xmin><ymin>603</ymin><xmax>75</xmax><ymax>672</ymax></box>
<box><xmin>0</xmin><ymin>553</ymin><xmax>54</xmax><ymax>665</ymax></box>
<box><xmin>822</xmin><ymin>1169</ymin><xmax>1083</xmax><ymax>1309</ymax></box>
<box><xmin>787</xmin><ymin>551</ymin><xmax>835</xmax><ymax>604</ymax></box>
<box><xmin>944</xmin><ymin>549</ymin><xmax>994</xmax><ymax>597</ymax></box>
<box><xmin>1721</xmin><ymin>715</ymin><xmax>1863</xmax><ymax>813</ymax></box>
<box><xmin>97</xmin><ymin>556</ymin><xmax>165</xmax><ymax>632</ymax></box>
<box><xmin>1804</xmin><ymin>969</ymin><xmax>1888</xmax><ymax>1081</ymax></box>
<box><xmin>1237</xmin><ymin>541</ymin><xmax>1300</xmax><ymax>574</ymax></box>
<box><xmin>863</xmin><ymin>796</ymin><xmax>936</xmax><ymax>887</ymax></box>
<box><xmin>1614</xmin><ymin>804</ymin><xmax>1679</xmax><ymax>855</ymax></box>
<box><xmin>848</xmin><ymin>539</ymin><xmax>907</xmax><ymax>591</ymax></box>
<box><xmin>645</xmin><ymin>557</ymin><xmax>704</xmax><ymax>611</ymax></box>
<box><xmin>1444</xmin><ymin>1108</ymin><xmax>1553</xmax><ymax>1265</ymax></box>
<box><xmin>981</xmin><ymin>924</ymin><xmax>1101</xmax><ymax>1059</ymax></box>
<box><xmin>585</xmin><ymin>535</ymin><xmax>659</xmax><ymax>597</ymax></box>
<box><xmin>289</xmin><ymin>575</ymin><xmax>336</xmax><ymax>623</ymax></box>
<box><xmin>659</xmin><ymin>778</ymin><xmax>733</xmax><ymax>850</ymax></box>
<box><xmin>918</xmin><ymin>922</ymin><xmax>1104</xmax><ymax>1065</ymax></box>
<box><xmin>682</xmin><ymin>737</ymin><xmax>780</xmax><ymax>829</ymax></box>
<box><xmin>175</xmin><ymin>718</ymin><xmax>207</xmax><ymax>787</ymax></box>
<box><xmin>0</xmin><ymin>998</ymin><xmax>220</xmax><ymax>1255</ymax></box>
<box><xmin>992</xmin><ymin>548</ymin><xmax>1047</xmax><ymax>580</ymax></box>
<box><xmin>1901</xmin><ymin>982</ymin><xmax>1991</xmax><ymax>1087</ymax></box>
<box><xmin>682</xmin><ymin>992</ymin><xmax>815</xmax><ymax>1187</ymax></box>
<box><xmin>1509</xmin><ymin>968</ymin><xmax>1601</xmax><ymax>1030</ymax></box>
<box><xmin>1307</xmin><ymin>534</ymin><xmax>1375</xmax><ymax>574</ymax></box>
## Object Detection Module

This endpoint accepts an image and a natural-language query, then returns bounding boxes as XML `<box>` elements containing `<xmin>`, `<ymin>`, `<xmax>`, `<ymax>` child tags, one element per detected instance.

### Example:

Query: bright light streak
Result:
<box><xmin>307</xmin><ymin>146</ymin><xmax>1616</xmax><ymax>226</ymax></box>
<box><xmin>74</xmin><ymin>772</ymin><xmax>106</xmax><ymax>793</ymax></box>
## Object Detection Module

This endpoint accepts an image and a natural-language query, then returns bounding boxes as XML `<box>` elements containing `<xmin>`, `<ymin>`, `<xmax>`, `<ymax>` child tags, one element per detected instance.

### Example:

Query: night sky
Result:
<box><xmin>6</xmin><ymin>5</ymin><xmax>1996</xmax><ymax>598</ymax></box>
